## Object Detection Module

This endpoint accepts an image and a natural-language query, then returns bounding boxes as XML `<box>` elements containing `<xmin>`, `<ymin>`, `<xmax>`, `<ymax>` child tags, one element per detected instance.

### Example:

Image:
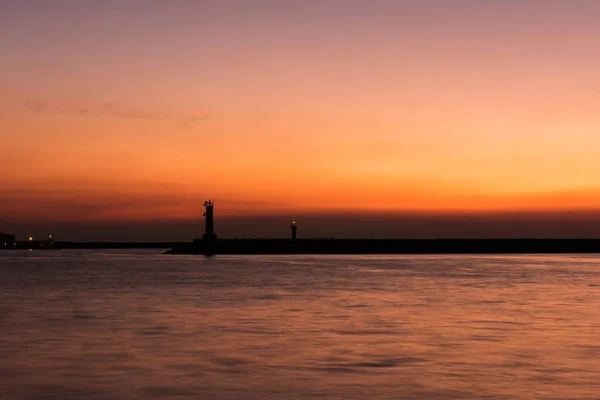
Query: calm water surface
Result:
<box><xmin>1</xmin><ymin>251</ymin><xmax>599</xmax><ymax>399</ymax></box>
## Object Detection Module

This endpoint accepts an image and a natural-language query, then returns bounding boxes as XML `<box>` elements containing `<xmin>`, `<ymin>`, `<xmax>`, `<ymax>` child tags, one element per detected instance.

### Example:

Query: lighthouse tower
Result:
<box><xmin>291</xmin><ymin>221</ymin><xmax>297</xmax><ymax>240</ymax></box>
<box><xmin>203</xmin><ymin>200</ymin><xmax>217</xmax><ymax>241</ymax></box>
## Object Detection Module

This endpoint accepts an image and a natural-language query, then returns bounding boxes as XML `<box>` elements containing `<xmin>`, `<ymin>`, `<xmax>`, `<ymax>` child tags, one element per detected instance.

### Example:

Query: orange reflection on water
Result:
<box><xmin>1</xmin><ymin>253</ymin><xmax>599</xmax><ymax>399</ymax></box>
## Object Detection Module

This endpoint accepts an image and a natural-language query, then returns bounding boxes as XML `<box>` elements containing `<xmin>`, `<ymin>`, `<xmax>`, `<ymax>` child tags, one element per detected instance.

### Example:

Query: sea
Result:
<box><xmin>1</xmin><ymin>251</ymin><xmax>599</xmax><ymax>400</ymax></box>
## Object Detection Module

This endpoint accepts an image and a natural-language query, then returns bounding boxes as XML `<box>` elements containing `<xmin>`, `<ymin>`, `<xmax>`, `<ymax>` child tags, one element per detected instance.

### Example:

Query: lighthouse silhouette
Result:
<box><xmin>203</xmin><ymin>200</ymin><xmax>217</xmax><ymax>241</ymax></box>
<box><xmin>291</xmin><ymin>221</ymin><xmax>297</xmax><ymax>240</ymax></box>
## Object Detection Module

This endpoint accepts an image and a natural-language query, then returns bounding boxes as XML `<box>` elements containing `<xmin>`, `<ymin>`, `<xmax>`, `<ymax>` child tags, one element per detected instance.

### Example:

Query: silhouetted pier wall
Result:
<box><xmin>166</xmin><ymin>238</ymin><xmax>600</xmax><ymax>255</ymax></box>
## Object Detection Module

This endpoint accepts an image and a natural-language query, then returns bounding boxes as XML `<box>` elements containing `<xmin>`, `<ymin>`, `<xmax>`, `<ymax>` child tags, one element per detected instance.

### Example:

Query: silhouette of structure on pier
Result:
<box><xmin>291</xmin><ymin>221</ymin><xmax>297</xmax><ymax>240</ymax></box>
<box><xmin>1</xmin><ymin>232</ymin><xmax>15</xmax><ymax>248</ymax></box>
<box><xmin>165</xmin><ymin>199</ymin><xmax>600</xmax><ymax>255</ymax></box>
<box><xmin>203</xmin><ymin>199</ymin><xmax>217</xmax><ymax>241</ymax></box>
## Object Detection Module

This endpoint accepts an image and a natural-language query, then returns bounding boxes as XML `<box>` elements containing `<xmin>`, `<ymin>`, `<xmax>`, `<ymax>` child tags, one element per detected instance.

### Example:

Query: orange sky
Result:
<box><xmin>2</xmin><ymin>1</ymin><xmax>600</xmax><ymax>238</ymax></box>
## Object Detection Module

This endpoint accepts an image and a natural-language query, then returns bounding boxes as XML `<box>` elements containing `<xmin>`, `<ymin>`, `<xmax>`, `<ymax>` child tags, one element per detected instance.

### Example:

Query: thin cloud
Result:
<box><xmin>21</xmin><ymin>98</ymin><xmax>208</xmax><ymax>127</ymax></box>
<box><xmin>75</xmin><ymin>107</ymin><xmax>88</xmax><ymax>116</ymax></box>
<box><xmin>24</xmin><ymin>99</ymin><xmax>45</xmax><ymax>112</ymax></box>
<box><xmin>179</xmin><ymin>116</ymin><xmax>207</xmax><ymax>130</ymax></box>
<box><xmin>98</xmin><ymin>101</ymin><xmax>166</xmax><ymax>120</ymax></box>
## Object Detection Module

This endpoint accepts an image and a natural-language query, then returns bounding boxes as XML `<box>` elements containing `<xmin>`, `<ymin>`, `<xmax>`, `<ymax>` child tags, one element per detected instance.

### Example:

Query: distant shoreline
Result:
<box><xmin>1</xmin><ymin>241</ymin><xmax>180</xmax><ymax>250</ymax></box>
<box><xmin>3</xmin><ymin>239</ymin><xmax>600</xmax><ymax>255</ymax></box>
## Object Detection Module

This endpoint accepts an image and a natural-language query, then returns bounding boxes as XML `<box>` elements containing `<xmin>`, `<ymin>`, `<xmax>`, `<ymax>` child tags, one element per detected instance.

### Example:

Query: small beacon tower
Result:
<box><xmin>203</xmin><ymin>199</ymin><xmax>217</xmax><ymax>241</ymax></box>
<box><xmin>291</xmin><ymin>221</ymin><xmax>297</xmax><ymax>240</ymax></box>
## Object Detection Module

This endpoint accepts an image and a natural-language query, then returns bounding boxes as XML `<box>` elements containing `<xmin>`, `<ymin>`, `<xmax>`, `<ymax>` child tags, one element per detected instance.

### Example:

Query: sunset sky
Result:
<box><xmin>2</xmin><ymin>1</ymin><xmax>600</xmax><ymax>240</ymax></box>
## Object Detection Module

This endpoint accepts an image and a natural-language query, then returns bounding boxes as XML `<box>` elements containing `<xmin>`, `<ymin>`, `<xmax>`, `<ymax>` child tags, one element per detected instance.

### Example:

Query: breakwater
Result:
<box><xmin>166</xmin><ymin>238</ymin><xmax>600</xmax><ymax>255</ymax></box>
